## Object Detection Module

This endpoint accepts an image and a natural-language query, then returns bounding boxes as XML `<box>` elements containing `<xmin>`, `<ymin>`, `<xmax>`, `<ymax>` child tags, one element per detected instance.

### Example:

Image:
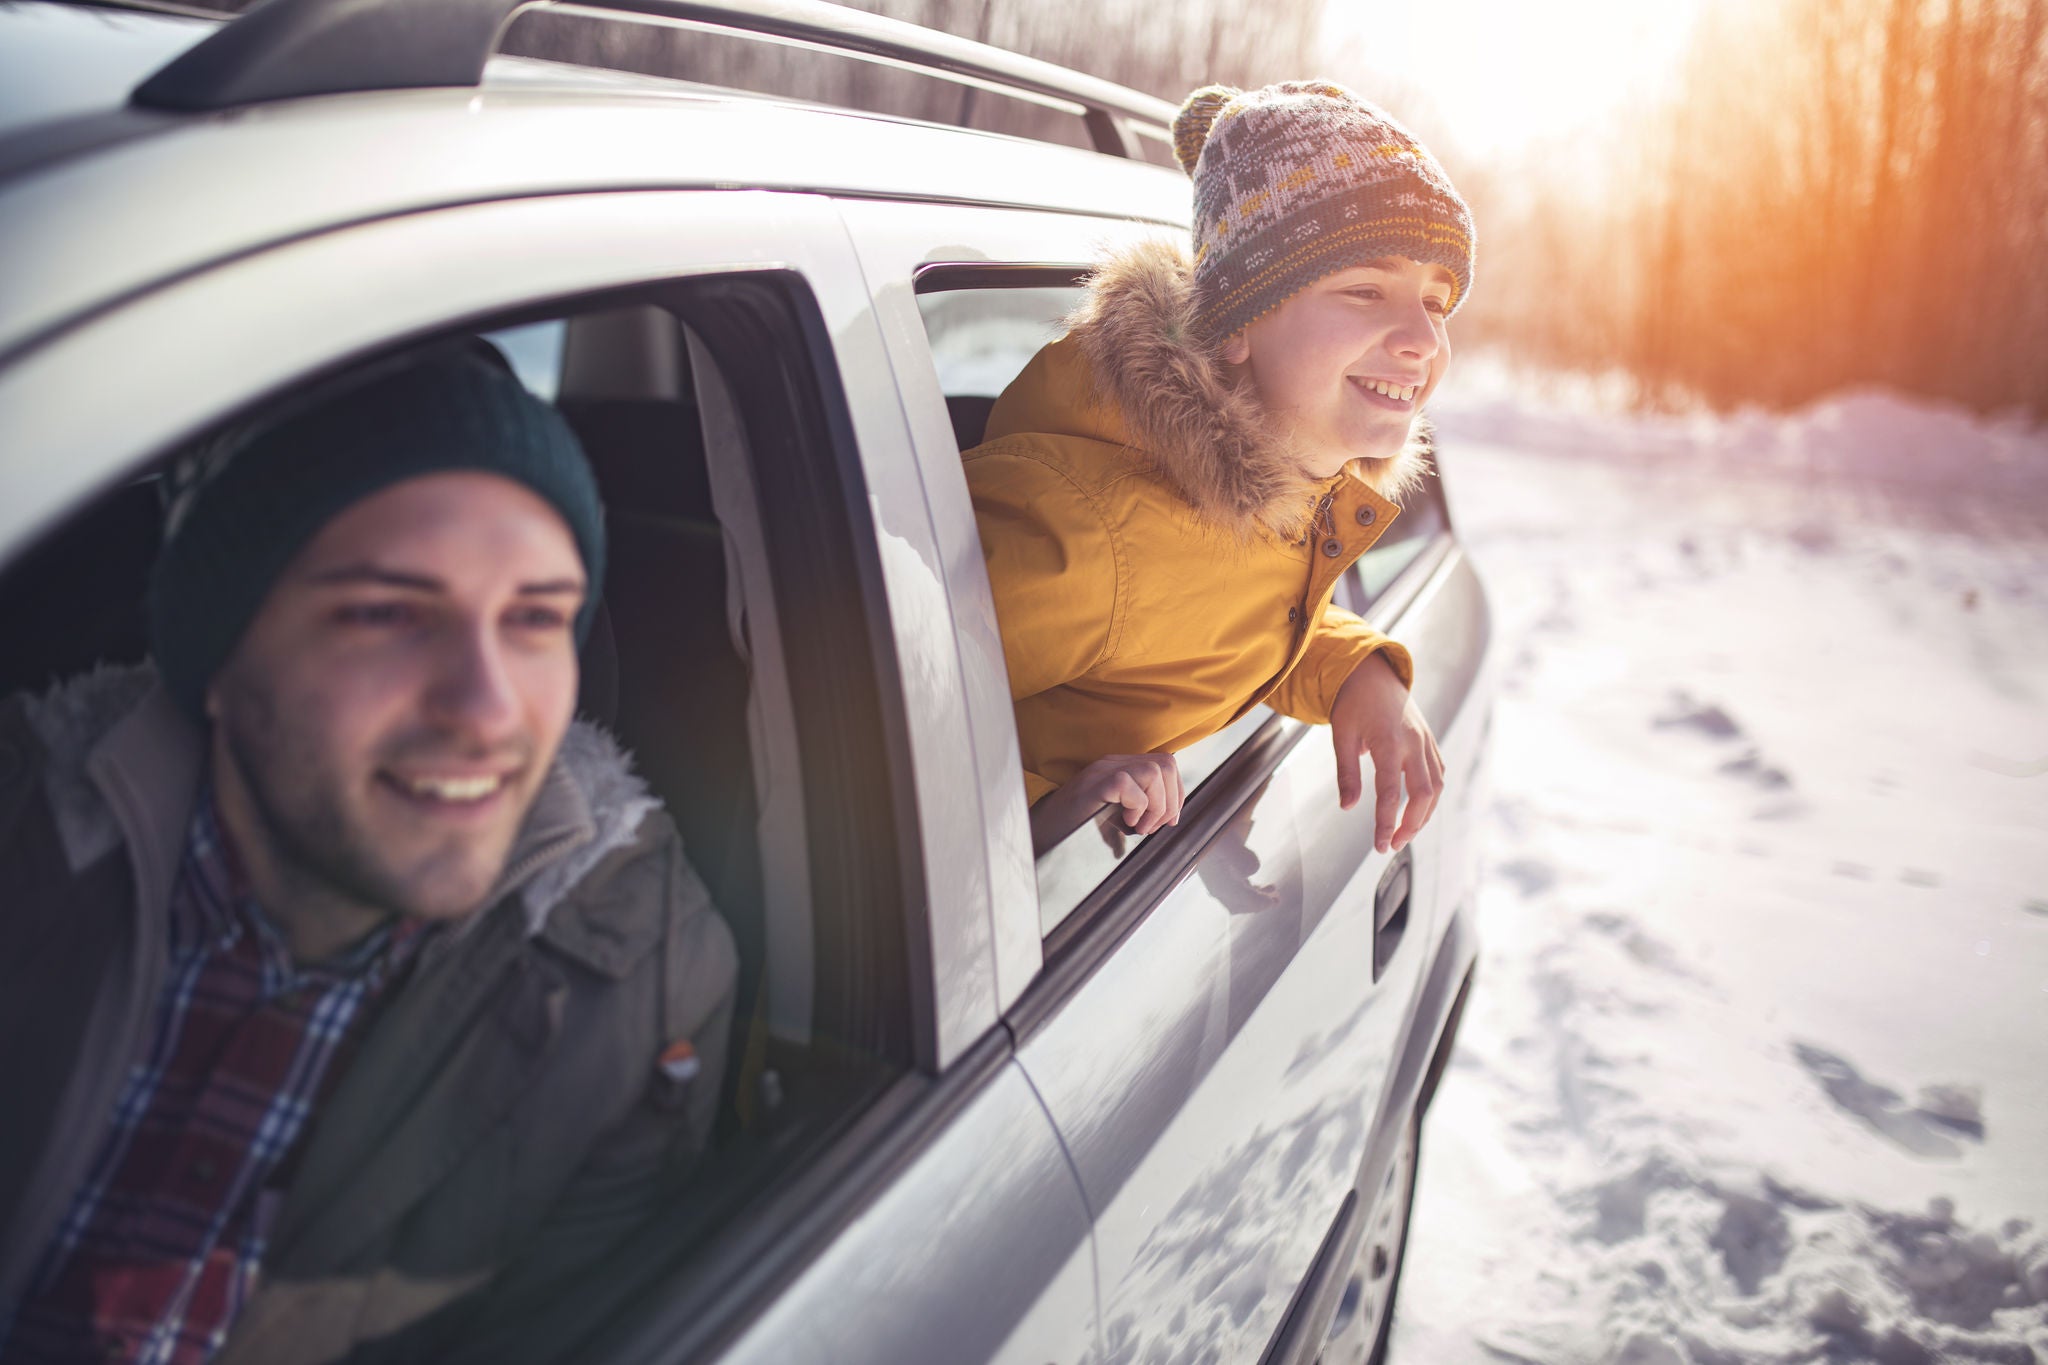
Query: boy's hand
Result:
<box><xmin>1330</xmin><ymin>652</ymin><xmax>1444</xmax><ymax>853</ymax></box>
<box><xmin>1031</xmin><ymin>752</ymin><xmax>1184</xmax><ymax>848</ymax></box>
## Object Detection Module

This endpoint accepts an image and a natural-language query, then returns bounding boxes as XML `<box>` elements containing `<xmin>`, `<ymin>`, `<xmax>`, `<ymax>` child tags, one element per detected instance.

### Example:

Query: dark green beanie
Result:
<box><xmin>149</xmin><ymin>343</ymin><xmax>606</xmax><ymax>721</ymax></box>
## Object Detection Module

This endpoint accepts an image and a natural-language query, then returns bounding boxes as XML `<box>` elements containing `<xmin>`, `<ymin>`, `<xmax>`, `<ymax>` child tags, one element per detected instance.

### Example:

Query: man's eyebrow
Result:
<box><xmin>304</xmin><ymin>566</ymin><xmax>585</xmax><ymax>596</ymax></box>
<box><xmin>304</xmin><ymin>564</ymin><xmax>444</xmax><ymax>591</ymax></box>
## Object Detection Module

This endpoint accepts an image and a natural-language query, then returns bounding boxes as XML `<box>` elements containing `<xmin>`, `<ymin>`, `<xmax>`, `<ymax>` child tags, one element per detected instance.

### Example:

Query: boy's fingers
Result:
<box><xmin>1163</xmin><ymin>756</ymin><xmax>1185</xmax><ymax>823</ymax></box>
<box><xmin>1391</xmin><ymin>751</ymin><xmax>1439</xmax><ymax>850</ymax></box>
<box><xmin>1109</xmin><ymin>771</ymin><xmax>1149</xmax><ymax>829</ymax></box>
<box><xmin>1331</xmin><ymin>723</ymin><xmax>1363</xmax><ymax>810</ymax></box>
<box><xmin>1134</xmin><ymin>764</ymin><xmax>1169</xmax><ymax>835</ymax></box>
<box><xmin>1373</xmin><ymin>748</ymin><xmax>1403</xmax><ymax>853</ymax></box>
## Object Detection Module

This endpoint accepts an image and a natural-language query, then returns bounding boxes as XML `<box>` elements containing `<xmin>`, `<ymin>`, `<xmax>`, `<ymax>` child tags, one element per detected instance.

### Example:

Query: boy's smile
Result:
<box><xmin>1225</xmin><ymin>255</ymin><xmax>1455</xmax><ymax>479</ymax></box>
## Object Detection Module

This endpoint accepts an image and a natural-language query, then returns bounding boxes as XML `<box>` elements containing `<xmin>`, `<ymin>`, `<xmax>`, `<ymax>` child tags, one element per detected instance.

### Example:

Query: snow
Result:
<box><xmin>1388</xmin><ymin>378</ymin><xmax>2048</xmax><ymax>1365</ymax></box>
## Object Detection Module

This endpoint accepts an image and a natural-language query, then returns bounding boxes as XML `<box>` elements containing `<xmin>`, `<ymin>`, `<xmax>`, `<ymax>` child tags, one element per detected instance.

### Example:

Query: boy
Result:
<box><xmin>967</xmin><ymin>80</ymin><xmax>1472</xmax><ymax>851</ymax></box>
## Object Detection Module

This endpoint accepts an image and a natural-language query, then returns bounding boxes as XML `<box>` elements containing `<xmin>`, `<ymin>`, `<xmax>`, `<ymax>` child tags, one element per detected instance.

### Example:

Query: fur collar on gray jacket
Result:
<box><xmin>22</xmin><ymin>662</ymin><xmax>659</xmax><ymax>935</ymax></box>
<box><xmin>1065</xmin><ymin>238</ymin><xmax>1431</xmax><ymax>539</ymax></box>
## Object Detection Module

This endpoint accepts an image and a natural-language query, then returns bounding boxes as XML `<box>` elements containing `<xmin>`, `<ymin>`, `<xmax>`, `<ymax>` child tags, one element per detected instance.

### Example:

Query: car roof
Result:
<box><xmin>0</xmin><ymin>3</ymin><xmax>216</xmax><ymax>141</ymax></box>
<box><xmin>0</xmin><ymin>0</ymin><xmax>1190</xmax><ymax>366</ymax></box>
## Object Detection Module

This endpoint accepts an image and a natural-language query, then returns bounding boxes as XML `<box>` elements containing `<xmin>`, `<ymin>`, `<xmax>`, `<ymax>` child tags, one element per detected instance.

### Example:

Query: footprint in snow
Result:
<box><xmin>1583</xmin><ymin>911</ymin><xmax>1706</xmax><ymax>983</ymax></box>
<box><xmin>1719</xmin><ymin>748</ymin><xmax>1793</xmax><ymax>790</ymax></box>
<box><xmin>1497</xmin><ymin>858</ymin><xmax>1557</xmax><ymax>899</ymax></box>
<box><xmin>1792</xmin><ymin>1043</ymin><xmax>1983</xmax><ymax>1158</ymax></box>
<box><xmin>1652</xmin><ymin>689</ymin><xmax>1745</xmax><ymax>741</ymax></box>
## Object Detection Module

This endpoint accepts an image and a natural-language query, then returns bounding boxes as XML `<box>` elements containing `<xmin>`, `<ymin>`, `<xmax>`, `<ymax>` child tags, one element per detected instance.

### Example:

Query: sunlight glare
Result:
<box><xmin>1318</xmin><ymin>0</ymin><xmax>1707</xmax><ymax>159</ymax></box>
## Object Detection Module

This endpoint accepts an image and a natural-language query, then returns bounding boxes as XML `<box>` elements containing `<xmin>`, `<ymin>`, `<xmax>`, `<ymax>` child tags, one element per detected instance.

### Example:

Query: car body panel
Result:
<box><xmin>0</xmin><ymin>2</ymin><xmax>213</xmax><ymax>142</ymax></box>
<box><xmin>707</xmin><ymin>1060</ymin><xmax>1098</xmax><ymax>1365</ymax></box>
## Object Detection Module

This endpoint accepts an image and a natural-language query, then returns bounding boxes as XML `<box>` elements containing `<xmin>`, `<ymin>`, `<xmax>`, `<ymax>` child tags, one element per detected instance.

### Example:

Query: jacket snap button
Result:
<box><xmin>1321</xmin><ymin>538</ymin><xmax>1342</xmax><ymax>558</ymax></box>
<box><xmin>1287</xmin><ymin>605</ymin><xmax>1302</xmax><ymax>624</ymax></box>
<box><xmin>1355</xmin><ymin>506</ymin><xmax>1378</xmax><ymax>526</ymax></box>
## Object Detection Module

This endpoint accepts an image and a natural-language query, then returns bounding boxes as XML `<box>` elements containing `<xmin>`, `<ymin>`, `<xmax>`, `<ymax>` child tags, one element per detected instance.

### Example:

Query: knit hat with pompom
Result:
<box><xmin>1173</xmin><ymin>80</ymin><xmax>1475</xmax><ymax>342</ymax></box>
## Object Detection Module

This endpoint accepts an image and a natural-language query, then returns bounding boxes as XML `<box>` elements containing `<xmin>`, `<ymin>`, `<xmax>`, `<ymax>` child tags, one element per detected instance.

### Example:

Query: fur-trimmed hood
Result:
<box><xmin>1006</xmin><ymin>237</ymin><xmax>1431</xmax><ymax>539</ymax></box>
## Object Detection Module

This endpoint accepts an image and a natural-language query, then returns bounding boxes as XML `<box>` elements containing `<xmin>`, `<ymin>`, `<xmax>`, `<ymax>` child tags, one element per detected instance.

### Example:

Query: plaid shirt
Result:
<box><xmin>1</xmin><ymin>792</ymin><xmax>424</xmax><ymax>1365</ymax></box>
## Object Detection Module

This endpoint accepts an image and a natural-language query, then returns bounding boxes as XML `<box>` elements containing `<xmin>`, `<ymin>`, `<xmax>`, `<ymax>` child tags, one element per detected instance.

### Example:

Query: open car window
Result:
<box><xmin>915</xmin><ymin>264</ymin><xmax>1457</xmax><ymax>943</ymax></box>
<box><xmin>913</xmin><ymin>267</ymin><xmax>1295</xmax><ymax>939</ymax></box>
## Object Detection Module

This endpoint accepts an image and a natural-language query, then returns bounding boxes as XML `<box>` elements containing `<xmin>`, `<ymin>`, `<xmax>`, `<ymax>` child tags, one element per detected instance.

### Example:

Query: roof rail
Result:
<box><xmin>130</xmin><ymin>0</ymin><xmax>1178</xmax><ymax>158</ymax></box>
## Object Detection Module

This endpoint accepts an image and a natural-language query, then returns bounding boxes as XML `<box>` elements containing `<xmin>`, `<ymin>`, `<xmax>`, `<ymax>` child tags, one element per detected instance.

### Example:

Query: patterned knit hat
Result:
<box><xmin>1174</xmin><ymin>80</ymin><xmax>1475</xmax><ymax>342</ymax></box>
<box><xmin>148</xmin><ymin>342</ymin><xmax>606</xmax><ymax>721</ymax></box>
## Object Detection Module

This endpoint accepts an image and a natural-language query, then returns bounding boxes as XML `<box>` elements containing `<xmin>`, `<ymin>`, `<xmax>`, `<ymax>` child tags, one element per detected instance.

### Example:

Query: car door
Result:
<box><xmin>0</xmin><ymin>183</ymin><xmax>1099</xmax><ymax>1365</ymax></box>
<box><xmin>841</xmin><ymin>193</ymin><xmax>1492</xmax><ymax>1362</ymax></box>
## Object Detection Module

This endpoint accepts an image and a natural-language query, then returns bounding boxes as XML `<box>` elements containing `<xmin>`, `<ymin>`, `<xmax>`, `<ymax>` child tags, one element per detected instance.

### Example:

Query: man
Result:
<box><xmin>0</xmin><ymin>344</ymin><xmax>736</xmax><ymax>1364</ymax></box>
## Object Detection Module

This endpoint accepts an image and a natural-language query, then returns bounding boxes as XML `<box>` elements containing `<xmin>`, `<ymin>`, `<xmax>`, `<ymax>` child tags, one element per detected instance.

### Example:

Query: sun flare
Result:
<box><xmin>1319</xmin><ymin>0</ymin><xmax>1708</xmax><ymax>159</ymax></box>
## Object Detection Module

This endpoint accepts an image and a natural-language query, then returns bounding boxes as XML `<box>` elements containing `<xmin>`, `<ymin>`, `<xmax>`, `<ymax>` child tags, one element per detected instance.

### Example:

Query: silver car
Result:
<box><xmin>0</xmin><ymin>2</ymin><xmax>1492</xmax><ymax>1360</ymax></box>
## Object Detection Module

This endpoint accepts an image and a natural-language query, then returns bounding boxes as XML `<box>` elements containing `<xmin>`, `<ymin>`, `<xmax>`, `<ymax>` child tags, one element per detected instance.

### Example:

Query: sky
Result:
<box><xmin>1317</xmin><ymin>0</ymin><xmax>1709</xmax><ymax>160</ymax></box>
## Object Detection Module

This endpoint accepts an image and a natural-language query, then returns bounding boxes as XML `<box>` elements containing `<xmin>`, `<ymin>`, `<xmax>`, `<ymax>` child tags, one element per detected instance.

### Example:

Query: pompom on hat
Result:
<box><xmin>1172</xmin><ymin>80</ymin><xmax>1475</xmax><ymax>342</ymax></box>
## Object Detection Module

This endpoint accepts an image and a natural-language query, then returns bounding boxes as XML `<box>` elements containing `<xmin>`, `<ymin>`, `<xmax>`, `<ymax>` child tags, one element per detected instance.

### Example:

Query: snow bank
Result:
<box><xmin>1427</xmin><ymin>360</ymin><xmax>2048</xmax><ymax>508</ymax></box>
<box><xmin>1389</xmin><ymin>430</ymin><xmax>2048</xmax><ymax>1364</ymax></box>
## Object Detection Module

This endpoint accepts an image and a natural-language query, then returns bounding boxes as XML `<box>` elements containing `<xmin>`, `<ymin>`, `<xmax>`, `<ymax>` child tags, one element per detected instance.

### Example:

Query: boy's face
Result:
<box><xmin>207</xmin><ymin>471</ymin><xmax>586</xmax><ymax>926</ymax></box>
<box><xmin>1226</xmin><ymin>255</ymin><xmax>1455</xmax><ymax>479</ymax></box>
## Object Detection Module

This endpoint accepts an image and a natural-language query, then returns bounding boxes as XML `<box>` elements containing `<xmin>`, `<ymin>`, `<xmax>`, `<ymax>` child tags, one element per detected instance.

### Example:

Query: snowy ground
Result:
<box><xmin>1388</xmin><ymin>388</ymin><xmax>2048</xmax><ymax>1365</ymax></box>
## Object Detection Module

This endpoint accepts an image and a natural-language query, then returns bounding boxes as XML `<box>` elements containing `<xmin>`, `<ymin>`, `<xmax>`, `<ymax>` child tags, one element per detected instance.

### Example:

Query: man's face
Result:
<box><xmin>1229</xmin><ymin>256</ymin><xmax>1455</xmax><ymax>480</ymax></box>
<box><xmin>208</xmin><ymin>471</ymin><xmax>585</xmax><ymax>924</ymax></box>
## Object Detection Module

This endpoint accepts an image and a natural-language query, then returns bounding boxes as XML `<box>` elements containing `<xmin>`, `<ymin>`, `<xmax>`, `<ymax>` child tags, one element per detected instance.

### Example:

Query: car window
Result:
<box><xmin>482</xmin><ymin>319</ymin><xmax>567</xmax><ymax>401</ymax></box>
<box><xmin>915</xmin><ymin>283</ymin><xmax>1082</xmax><ymax>399</ymax></box>
<box><xmin>915</xmin><ymin>268</ymin><xmax>1300</xmax><ymax>939</ymax></box>
<box><xmin>1339</xmin><ymin>465</ymin><xmax>1451</xmax><ymax>612</ymax></box>
<box><xmin>0</xmin><ymin>275</ymin><xmax>919</xmax><ymax>1358</ymax></box>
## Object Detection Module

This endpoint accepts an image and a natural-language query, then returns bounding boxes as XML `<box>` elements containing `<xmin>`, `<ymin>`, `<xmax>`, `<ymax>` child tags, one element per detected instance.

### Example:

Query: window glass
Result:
<box><xmin>1347</xmin><ymin>469</ymin><xmax>1450</xmax><ymax>607</ymax></box>
<box><xmin>482</xmin><ymin>319</ymin><xmax>567</xmax><ymax>400</ymax></box>
<box><xmin>915</xmin><ymin>284</ymin><xmax>1082</xmax><ymax>397</ymax></box>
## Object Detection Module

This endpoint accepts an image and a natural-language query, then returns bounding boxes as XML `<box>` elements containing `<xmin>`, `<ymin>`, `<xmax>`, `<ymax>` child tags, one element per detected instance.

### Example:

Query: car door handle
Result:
<box><xmin>1373</xmin><ymin>850</ymin><xmax>1412</xmax><ymax>984</ymax></box>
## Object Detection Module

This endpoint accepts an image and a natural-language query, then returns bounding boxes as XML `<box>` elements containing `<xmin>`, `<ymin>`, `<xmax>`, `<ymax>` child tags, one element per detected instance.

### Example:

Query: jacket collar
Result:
<box><xmin>986</xmin><ymin>237</ymin><xmax>1430</xmax><ymax>540</ymax></box>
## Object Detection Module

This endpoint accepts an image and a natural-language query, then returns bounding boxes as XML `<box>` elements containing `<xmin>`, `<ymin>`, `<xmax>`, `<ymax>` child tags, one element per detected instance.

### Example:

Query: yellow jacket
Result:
<box><xmin>966</xmin><ymin>241</ymin><xmax>1425</xmax><ymax>806</ymax></box>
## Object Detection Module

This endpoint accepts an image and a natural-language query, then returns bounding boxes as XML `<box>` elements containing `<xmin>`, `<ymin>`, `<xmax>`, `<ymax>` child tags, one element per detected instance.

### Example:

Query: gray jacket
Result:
<box><xmin>0</xmin><ymin>665</ymin><xmax>737</xmax><ymax>1364</ymax></box>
